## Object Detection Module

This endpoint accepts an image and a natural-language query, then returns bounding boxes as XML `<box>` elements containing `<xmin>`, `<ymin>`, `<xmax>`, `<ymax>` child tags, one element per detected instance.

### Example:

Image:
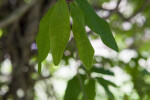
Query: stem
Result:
<box><xmin>80</xmin><ymin>65</ymin><xmax>91</xmax><ymax>79</ymax></box>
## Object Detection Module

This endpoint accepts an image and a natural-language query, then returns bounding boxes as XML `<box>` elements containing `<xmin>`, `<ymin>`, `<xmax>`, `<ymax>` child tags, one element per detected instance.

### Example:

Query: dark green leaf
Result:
<box><xmin>103</xmin><ymin>85</ymin><xmax>114</xmax><ymax>100</ymax></box>
<box><xmin>70</xmin><ymin>2</ymin><xmax>94</xmax><ymax>70</ymax></box>
<box><xmin>83</xmin><ymin>79</ymin><xmax>96</xmax><ymax>100</ymax></box>
<box><xmin>50</xmin><ymin>0</ymin><xmax>70</xmax><ymax>65</ymax></box>
<box><xmin>75</xmin><ymin>0</ymin><xmax>119</xmax><ymax>52</ymax></box>
<box><xmin>64</xmin><ymin>75</ymin><xmax>85</xmax><ymax>100</ymax></box>
<box><xmin>96</xmin><ymin>77</ymin><xmax>115</xmax><ymax>100</ymax></box>
<box><xmin>36</xmin><ymin>5</ymin><xmax>55</xmax><ymax>74</ymax></box>
<box><xmin>91</xmin><ymin>66</ymin><xmax>114</xmax><ymax>76</ymax></box>
<box><xmin>96</xmin><ymin>77</ymin><xmax>117</xmax><ymax>87</ymax></box>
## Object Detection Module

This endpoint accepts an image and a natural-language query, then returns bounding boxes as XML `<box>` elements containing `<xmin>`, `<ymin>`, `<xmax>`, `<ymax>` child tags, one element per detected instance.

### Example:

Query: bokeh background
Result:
<box><xmin>0</xmin><ymin>0</ymin><xmax>150</xmax><ymax>100</ymax></box>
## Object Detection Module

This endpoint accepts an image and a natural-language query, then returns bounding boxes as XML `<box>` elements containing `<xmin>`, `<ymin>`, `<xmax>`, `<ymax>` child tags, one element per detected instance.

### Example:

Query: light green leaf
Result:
<box><xmin>70</xmin><ymin>2</ymin><xmax>94</xmax><ymax>70</ymax></box>
<box><xmin>50</xmin><ymin>0</ymin><xmax>70</xmax><ymax>65</ymax></box>
<box><xmin>83</xmin><ymin>79</ymin><xmax>96</xmax><ymax>100</ymax></box>
<box><xmin>75</xmin><ymin>0</ymin><xmax>119</xmax><ymax>52</ymax></box>
<box><xmin>36</xmin><ymin>5</ymin><xmax>55</xmax><ymax>74</ymax></box>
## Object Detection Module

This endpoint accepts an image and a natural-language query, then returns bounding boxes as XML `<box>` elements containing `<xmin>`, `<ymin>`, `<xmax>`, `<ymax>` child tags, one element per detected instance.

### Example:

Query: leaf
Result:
<box><xmin>75</xmin><ymin>0</ymin><xmax>119</xmax><ymax>52</ymax></box>
<box><xmin>103</xmin><ymin>85</ymin><xmax>114</xmax><ymax>100</ymax></box>
<box><xmin>90</xmin><ymin>66</ymin><xmax>114</xmax><ymax>76</ymax></box>
<box><xmin>64</xmin><ymin>76</ymin><xmax>81</xmax><ymax>100</ymax></box>
<box><xmin>70</xmin><ymin>2</ymin><xmax>94</xmax><ymax>70</ymax></box>
<box><xmin>96</xmin><ymin>77</ymin><xmax>117</xmax><ymax>87</ymax></box>
<box><xmin>83</xmin><ymin>79</ymin><xmax>96</xmax><ymax>100</ymax></box>
<box><xmin>50</xmin><ymin>0</ymin><xmax>70</xmax><ymax>65</ymax></box>
<box><xmin>96</xmin><ymin>77</ymin><xmax>115</xmax><ymax>100</ymax></box>
<box><xmin>64</xmin><ymin>75</ymin><xmax>86</xmax><ymax>100</ymax></box>
<box><xmin>36</xmin><ymin>5</ymin><xmax>55</xmax><ymax>74</ymax></box>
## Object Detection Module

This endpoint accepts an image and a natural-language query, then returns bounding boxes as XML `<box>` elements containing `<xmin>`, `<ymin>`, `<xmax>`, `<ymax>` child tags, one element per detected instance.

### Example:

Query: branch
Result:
<box><xmin>0</xmin><ymin>0</ymin><xmax>38</xmax><ymax>29</ymax></box>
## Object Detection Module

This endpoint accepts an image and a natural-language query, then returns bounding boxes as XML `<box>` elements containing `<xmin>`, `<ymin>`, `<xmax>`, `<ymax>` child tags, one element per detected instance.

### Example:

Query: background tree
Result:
<box><xmin>0</xmin><ymin>0</ymin><xmax>150</xmax><ymax>100</ymax></box>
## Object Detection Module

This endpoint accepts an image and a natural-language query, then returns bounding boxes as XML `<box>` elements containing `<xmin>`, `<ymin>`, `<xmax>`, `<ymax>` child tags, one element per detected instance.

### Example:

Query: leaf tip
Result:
<box><xmin>114</xmin><ymin>45</ymin><xmax>119</xmax><ymax>52</ymax></box>
<box><xmin>53</xmin><ymin>59</ymin><xmax>60</xmax><ymax>66</ymax></box>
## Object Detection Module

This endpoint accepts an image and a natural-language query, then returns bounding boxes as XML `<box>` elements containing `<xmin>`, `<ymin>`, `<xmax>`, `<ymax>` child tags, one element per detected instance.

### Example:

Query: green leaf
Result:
<box><xmin>64</xmin><ymin>76</ymin><xmax>81</xmax><ymax>100</ymax></box>
<box><xmin>83</xmin><ymin>79</ymin><xmax>96</xmax><ymax>100</ymax></box>
<box><xmin>50</xmin><ymin>0</ymin><xmax>70</xmax><ymax>65</ymax></box>
<box><xmin>90</xmin><ymin>66</ymin><xmax>114</xmax><ymax>76</ymax></box>
<box><xmin>64</xmin><ymin>75</ymin><xmax>86</xmax><ymax>100</ymax></box>
<box><xmin>75</xmin><ymin>0</ymin><xmax>119</xmax><ymax>52</ymax></box>
<box><xmin>70</xmin><ymin>2</ymin><xmax>94</xmax><ymax>70</ymax></box>
<box><xmin>103</xmin><ymin>85</ymin><xmax>114</xmax><ymax>100</ymax></box>
<box><xmin>36</xmin><ymin>5</ymin><xmax>55</xmax><ymax>74</ymax></box>
<box><xmin>96</xmin><ymin>77</ymin><xmax>115</xmax><ymax>100</ymax></box>
<box><xmin>96</xmin><ymin>77</ymin><xmax>117</xmax><ymax>87</ymax></box>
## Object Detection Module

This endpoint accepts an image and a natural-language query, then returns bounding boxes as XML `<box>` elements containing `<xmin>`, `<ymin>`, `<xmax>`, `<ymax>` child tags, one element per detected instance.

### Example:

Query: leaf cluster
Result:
<box><xmin>36</xmin><ymin>0</ymin><xmax>118</xmax><ymax>74</ymax></box>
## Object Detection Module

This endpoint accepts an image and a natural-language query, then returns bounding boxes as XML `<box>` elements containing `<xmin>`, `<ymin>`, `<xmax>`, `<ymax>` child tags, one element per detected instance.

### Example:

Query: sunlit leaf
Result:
<box><xmin>70</xmin><ymin>2</ymin><xmax>94</xmax><ymax>70</ymax></box>
<box><xmin>75</xmin><ymin>0</ymin><xmax>119</xmax><ymax>52</ymax></box>
<box><xmin>0</xmin><ymin>29</ymin><xmax>3</xmax><ymax>37</ymax></box>
<box><xmin>50</xmin><ymin>0</ymin><xmax>70</xmax><ymax>65</ymax></box>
